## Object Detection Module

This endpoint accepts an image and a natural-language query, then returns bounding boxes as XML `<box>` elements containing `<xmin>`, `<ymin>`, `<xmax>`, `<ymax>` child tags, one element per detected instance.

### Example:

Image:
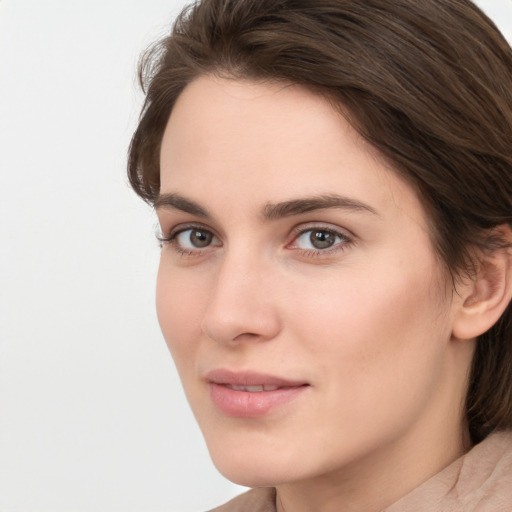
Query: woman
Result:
<box><xmin>128</xmin><ymin>0</ymin><xmax>512</xmax><ymax>510</ymax></box>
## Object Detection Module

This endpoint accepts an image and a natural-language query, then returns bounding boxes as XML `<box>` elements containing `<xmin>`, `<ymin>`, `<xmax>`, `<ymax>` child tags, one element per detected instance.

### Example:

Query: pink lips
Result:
<box><xmin>206</xmin><ymin>369</ymin><xmax>309</xmax><ymax>418</ymax></box>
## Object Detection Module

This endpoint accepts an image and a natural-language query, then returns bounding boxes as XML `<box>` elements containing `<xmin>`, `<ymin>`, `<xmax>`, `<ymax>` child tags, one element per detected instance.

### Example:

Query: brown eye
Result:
<box><xmin>310</xmin><ymin>230</ymin><xmax>336</xmax><ymax>249</ymax></box>
<box><xmin>173</xmin><ymin>228</ymin><xmax>219</xmax><ymax>250</ymax></box>
<box><xmin>189</xmin><ymin>229</ymin><xmax>213</xmax><ymax>247</ymax></box>
<box><xmin>292</xmin><ymin>227</ymin><xmax>350</xmax><ymax>253</ymax></box>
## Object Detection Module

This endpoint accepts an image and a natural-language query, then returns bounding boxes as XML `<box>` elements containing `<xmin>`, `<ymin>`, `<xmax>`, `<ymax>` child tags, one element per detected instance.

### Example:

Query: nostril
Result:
<box><xmin>201</xmin><ymin>308</ymin><xmax>281</xmax><ymax>346</ymax></box>
<box><xmin>232</xmin><ymin>332</ymin><xmax>261</xmax><ymax>342</ymax></box>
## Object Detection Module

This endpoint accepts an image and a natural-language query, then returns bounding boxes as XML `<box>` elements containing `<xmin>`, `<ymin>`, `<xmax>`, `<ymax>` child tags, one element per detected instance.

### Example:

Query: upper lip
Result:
<box><xmin>205</xmin><ymin>369</ymin><xmax>308</xmax><ymax>388</ymax></box>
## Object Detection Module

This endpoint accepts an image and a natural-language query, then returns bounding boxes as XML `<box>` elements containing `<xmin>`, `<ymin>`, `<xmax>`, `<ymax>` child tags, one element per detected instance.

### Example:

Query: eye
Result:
<box><xmin>175</xmin><ymin>228</ymin><xmax>216</xmax><ymax>249</ymax></box>
<box><xmin>290</xmin><ymin>226</ymin><xmax>351</xmax><ymax>253</ymax></box>
<box><xmin>159</xmin><ymin>225</ymin><xmax>221</xmax><ymax>254</ymax></box>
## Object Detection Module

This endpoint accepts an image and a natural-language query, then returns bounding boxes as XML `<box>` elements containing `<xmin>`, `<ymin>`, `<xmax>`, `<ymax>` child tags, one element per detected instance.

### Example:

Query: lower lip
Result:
<box><xmin>209</xmin><ymin>383</ymin><xmax>308</xmax><ymax>418</ymax></box>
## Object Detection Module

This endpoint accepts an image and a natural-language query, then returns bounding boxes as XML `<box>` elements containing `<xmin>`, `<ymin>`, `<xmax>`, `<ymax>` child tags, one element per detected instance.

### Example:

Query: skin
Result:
<box><xmin>156</xmin><ymin>76</ymin><xmax>476</xmax><ymax>512</ymax></box>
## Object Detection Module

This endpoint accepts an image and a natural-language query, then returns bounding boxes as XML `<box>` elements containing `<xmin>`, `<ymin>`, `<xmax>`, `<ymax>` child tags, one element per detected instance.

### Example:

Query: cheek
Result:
<box><xmin>281</xmin><ymin>260</ymin><xmax>453</xmax><ymax>454</ymax></box>
<box><xmin>155</xmin><ymin>260</ymin><xmax>207</xmax><ymax>365</ymax></box>
<box><xmin>289</xmin><ymin>255</ymin><xmax>450</xmax><ymax>390</ymax></box>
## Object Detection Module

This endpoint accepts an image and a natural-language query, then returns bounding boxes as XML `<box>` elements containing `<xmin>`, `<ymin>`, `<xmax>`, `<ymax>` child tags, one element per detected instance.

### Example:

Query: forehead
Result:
<box><xmin>159</xmin><ymin>75</ymin><xmax>427</xmax><ymax>228</ymax></box>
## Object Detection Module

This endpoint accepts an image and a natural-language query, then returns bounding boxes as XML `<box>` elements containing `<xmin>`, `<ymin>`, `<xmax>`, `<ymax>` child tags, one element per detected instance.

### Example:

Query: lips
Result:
<box><xmin>225</xmin><ymin>384</ymin><xmax>280</xmax><ymax>392</ymax></box>
<box><xmin>205</xmin><ymin>369</ymin><xmax>309</xmax><ymax>418</ymax></box>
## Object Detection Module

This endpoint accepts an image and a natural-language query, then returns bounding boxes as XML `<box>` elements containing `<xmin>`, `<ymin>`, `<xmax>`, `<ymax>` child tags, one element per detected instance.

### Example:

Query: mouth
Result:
<box><xmin>224</xmin><ymin>384</ymin><xmax>283</xmax><ymax>392</ymax></box>
<box><xmin>205</xmin><ymin>369</ymin><xmax>310</xmax><ymax>418</ymax></box>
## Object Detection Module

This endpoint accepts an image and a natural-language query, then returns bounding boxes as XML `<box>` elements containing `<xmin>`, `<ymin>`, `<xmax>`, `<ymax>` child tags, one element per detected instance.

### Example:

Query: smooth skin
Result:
<box><xmin>155</xmin><ymin>76</ymin><xmax>504</xmax><ymax>512</ymax></box>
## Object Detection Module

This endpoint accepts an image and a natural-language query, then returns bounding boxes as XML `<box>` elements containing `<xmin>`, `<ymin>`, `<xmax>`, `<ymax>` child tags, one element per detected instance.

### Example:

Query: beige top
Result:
<box><xmin>211</xmin><ymin>431</ymin><xmax>512</xmax><ymax>512</ymax></box>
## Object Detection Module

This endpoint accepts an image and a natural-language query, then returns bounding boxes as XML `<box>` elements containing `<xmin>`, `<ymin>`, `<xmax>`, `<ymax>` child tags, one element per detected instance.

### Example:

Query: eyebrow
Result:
<box><xmin>262</xmin><ymin>194</ymin><xmax>378</xmax><ymax>220</ymax></box>
<box><xmin>154</xmin><ymin>193</ymin><xmax>211</xmax><ymax>217</ymax></box>
<box><xmin>154</xmin><ymin>192</ymin><xmax>378</xmax><ymax>219</ymax></box>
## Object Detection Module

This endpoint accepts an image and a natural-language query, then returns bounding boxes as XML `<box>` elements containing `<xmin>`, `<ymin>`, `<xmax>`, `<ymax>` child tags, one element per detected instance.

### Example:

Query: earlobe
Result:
<box><xmin>452</xmin><ymin>230</ymin><xmax>512</xmax><ymax>341</ymax></box>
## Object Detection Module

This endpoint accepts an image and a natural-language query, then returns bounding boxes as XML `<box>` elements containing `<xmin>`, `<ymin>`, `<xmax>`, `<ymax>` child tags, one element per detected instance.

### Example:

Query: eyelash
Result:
<box><xmin>157</xmin><ymin>223</ymin><xmax>219</xmax><ymax>256</ymax></box>
<box><xmin>288</xmin><ymin>224</ymin><xmax>353</xmax><ymax>258</ymax></box>
<box><xmin>157</xmin><ymin>223</ymin><xmax>353</xmax><ymax>258</ymax></box>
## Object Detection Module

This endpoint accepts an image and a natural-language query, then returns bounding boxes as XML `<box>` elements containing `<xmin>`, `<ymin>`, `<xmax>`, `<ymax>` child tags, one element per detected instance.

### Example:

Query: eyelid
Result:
<box><xmin>286</xmin><ymin>222</ymin><xmax>355</xmax><ymax>254</ymax></box>
<box><xmin>157</xmin><ymin>222</ymin><xmax>221</xmax><ymax>251</ymax></box>
<box><xmin>158</xmin><ymin>221</ymin><xmax>213</xmax><ymax>239</ymax></box>
<box><xmin>288</xmin><ymin>222</ymin><xmax>354</xmax><ymax>241</ymax></box>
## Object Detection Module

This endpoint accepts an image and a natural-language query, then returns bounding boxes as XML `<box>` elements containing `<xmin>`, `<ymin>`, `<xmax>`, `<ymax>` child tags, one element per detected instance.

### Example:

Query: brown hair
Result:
<box><xmin>128</xmin><ymin>0</ymin><xmax>512</xmax><ymax>443</ymax></box>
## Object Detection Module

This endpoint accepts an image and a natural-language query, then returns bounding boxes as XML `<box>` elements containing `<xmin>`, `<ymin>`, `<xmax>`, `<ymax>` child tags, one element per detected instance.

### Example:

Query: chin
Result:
<box><xmin>205</xmin><ymin>434</ymin><xmax>311</xmax><ymax>488</ymax></box>
<box><xmin>207</xmin><ymin>442</ymin><xmax>274</xmax><ymax>486</ymax></box>
<box><xmin>217</xmin><ymin>466</ymin><xmax>278</xmax><ymax>488</ymax></box>
<box><xmin>212</xmin><ymin>457</ymin><xmax>294</xmax><ymax>488</ymax></box>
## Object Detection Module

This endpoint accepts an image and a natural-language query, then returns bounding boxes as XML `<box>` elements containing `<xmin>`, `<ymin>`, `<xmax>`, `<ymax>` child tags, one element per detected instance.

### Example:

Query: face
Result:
<box><xmin>156</xmin><ymin>76</ymin><xmax>466</xmax><ymax>488</ymax></box>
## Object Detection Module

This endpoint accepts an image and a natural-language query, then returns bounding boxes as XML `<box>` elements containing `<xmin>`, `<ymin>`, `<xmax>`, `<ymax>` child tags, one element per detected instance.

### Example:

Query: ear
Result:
<box><xmin>452</xmin><ymin>226</ymin><xmax>512</xmax><ymax>341</ymax></box>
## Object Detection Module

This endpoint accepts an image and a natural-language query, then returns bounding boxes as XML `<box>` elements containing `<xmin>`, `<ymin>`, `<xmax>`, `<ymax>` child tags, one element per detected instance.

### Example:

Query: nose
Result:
<box><xmin>201</xmin><ymin>250</ymin><xmax>282</xmax><ymax>346</ymax></box>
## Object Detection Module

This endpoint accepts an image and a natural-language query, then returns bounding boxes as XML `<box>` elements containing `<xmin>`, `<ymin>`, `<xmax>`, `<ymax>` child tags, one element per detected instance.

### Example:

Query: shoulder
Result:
<box><xmin>454</xmin><ymin>430</ymin><xmax>512</xmax><ymax>508</ymax></box>
<box><xmin>385</xmin><ymin>430</ymin><xmax>512</xmax><ymax>512</ymax></box>
<box><xmin>208</xmin><ymin>487</ymin><xmax>276</xmax><ymax>512</ymax></box>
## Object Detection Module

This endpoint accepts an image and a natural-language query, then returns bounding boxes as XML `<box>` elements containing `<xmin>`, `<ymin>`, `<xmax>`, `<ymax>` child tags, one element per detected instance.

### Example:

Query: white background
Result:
<box><xmin>0</xmin><ymin>1</ymin><xmax>511</xmax><ymax>511</ymax></box>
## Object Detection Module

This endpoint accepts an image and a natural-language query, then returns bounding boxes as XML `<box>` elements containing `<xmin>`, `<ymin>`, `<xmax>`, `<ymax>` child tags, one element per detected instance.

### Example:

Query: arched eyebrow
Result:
<box><xmin>154</xmin><ymin>193</ymin><xmax>378</xmax><ymax>219</ymax></box>
<box><xmin>155</xmin><ymin>193</ymin><xmax>211</xmax><ymax>217</ymax></box>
